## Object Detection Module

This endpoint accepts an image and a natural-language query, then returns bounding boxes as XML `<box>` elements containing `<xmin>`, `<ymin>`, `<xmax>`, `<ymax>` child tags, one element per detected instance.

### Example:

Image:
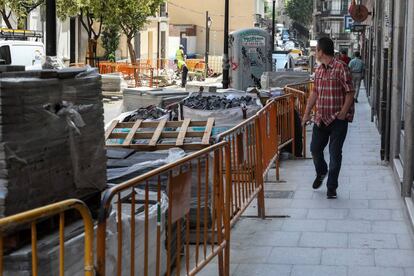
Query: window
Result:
<box><xmin>159</xmin><ymin>3</ymin><xmax>167</xmax><ymax>17</ymax></box>
<box><xmin>0</xmin><ymin>46</ymin><xmax>11</xmax><ymax>65</ymax></box>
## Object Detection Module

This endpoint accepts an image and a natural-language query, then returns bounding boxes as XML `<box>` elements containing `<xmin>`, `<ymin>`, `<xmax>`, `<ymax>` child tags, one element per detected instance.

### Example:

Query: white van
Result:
<box><xmin>0</xmin><ymin>40</ymin><xmax>45</xmax><ymax>69</ymax></box>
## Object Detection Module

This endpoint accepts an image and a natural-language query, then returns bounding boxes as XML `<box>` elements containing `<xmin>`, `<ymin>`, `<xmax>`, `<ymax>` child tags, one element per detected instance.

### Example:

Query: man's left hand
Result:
<box><xmin>337</xmin><ymin>112</ymin><xmax>347</xmax><ymax>120</ymax></box>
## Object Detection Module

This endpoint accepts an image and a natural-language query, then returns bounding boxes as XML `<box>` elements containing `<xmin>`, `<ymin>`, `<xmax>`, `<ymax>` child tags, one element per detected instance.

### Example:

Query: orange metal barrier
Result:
<box><xmin>98</xmin><ymin>62</ymin><xmax>155</xmax><ymax>87</ymax></box>
<box><xmin>0</xmin><ymin>199</ymin><xmax>94</xmax><ymax>276</ymax></box>
<box><xmin>284</xmin><ymin>81</ymin><xmax>314</xmax><ymax>158</ymax></box>
<box><xmin>96</xmin><ymin>141</ymin><xmax>231</xmax><ymax>276</ymax></box>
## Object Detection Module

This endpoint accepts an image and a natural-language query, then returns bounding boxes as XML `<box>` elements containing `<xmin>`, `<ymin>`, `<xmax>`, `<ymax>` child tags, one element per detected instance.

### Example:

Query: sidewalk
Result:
<box><xmin>201</xmin><ymin>89</ymin><xmax>414</xmax><ymax>276</ymax></box>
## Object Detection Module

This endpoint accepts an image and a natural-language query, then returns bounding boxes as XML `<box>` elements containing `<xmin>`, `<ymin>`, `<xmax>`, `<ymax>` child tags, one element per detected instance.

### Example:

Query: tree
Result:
<box><xmin>106</xmin><ymin>0</ymin><xmax>164</xmax><ymax>65</ymax></box>
<box><xmin>57</xmin><ymin>0</ymin><xmax>106</xmax><ymax>64</ymax></box>
<box><xmin>285</xmin><ymin>0</ymin><xmax>313</xmax><ymax>26</ymax></box>
<box><xmin>101</xmin><ymin>24</ymin><xmax>120</xmax><ymax>62</ymax></box>
<box><xmin>0</xmin><ymin>0</ymin><xmax>44</xmax><ymax>29</ymax></box>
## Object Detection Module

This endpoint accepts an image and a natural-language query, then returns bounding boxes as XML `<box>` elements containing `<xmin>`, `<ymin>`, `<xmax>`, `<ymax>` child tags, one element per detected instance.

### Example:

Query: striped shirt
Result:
<box><xmin>313</xmin><ymin>58</ymin><xmax>355</xmax><ymax>126</ymax></box>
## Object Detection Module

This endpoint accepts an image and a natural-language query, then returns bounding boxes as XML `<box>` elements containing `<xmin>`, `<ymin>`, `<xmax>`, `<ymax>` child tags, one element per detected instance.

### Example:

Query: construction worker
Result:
<box><xmin>175</xmin><ymin>45</ymin><xmax>188</xmax><ymax>88</ymax></box>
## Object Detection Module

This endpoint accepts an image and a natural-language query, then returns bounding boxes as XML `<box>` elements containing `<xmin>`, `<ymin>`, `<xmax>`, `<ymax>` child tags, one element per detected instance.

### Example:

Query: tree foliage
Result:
<box><xmin>285</xmin><ymin>0</ymin><xmax>313</xmax><ymax>26</ymax></box>
<box><xmin>0</xmin><ymin>0</ymin><xmax>44</xmax><ymax>29</ymax></box>
<box><xmin>101</xmin><ymin>23</ymin><xmax>120</xmax><ymax>61</ymax></box>
<box><xmin>57</xmin><ymin>0</ymin><xmax>107</xmax><ymax>61</ymax></box>
<box><xmin>106</xmin><ymin>0</ymin><xmax>164</xmax><ymax>64</ymax></box>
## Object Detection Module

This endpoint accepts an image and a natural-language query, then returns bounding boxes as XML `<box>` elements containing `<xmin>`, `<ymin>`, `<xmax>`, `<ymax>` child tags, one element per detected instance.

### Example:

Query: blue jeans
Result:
<box><xmin>310</xmin><ymin>119</ymin><xmax>349</xmax><ymax>190</ymax></box>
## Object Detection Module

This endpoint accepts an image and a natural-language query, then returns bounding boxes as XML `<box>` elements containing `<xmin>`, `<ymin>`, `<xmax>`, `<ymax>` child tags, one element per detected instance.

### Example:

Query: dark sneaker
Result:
<box><xmin>327</xmin><ymin>189</ymin><xmax>337</xmax><ymax>199</ymax></box>
<box><xmin>312</xmin><ymin>174</ymin><xmax>327</xmax><ymax>189</ymax></box>
<box><xmin>354</xmin><ymin>98</ymin><xmax>358</xmax><ymax>103</ymax></box>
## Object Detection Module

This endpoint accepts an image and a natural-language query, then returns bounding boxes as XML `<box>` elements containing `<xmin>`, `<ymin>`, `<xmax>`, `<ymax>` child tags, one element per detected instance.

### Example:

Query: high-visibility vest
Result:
<box><xmin>176</xmin><ymin>49</ymin><xmax>184</xmax><ymax>61</ymax></box>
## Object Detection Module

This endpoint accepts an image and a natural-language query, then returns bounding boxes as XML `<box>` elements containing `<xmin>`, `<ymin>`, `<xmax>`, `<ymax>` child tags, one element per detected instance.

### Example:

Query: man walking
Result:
<box><xmin>339</xmin><ymin>50</ymin><xmax>351</xmax><ymax>65</ymax></box>
<box><xmin>349</xmin><ymin>51</ymin><xmax>365</xmax><ymax>103</ymax></box>
<box><xmin>302</xmin><ymin>37</ymin><xmax>355</xmax><ymax>199</ymax></box>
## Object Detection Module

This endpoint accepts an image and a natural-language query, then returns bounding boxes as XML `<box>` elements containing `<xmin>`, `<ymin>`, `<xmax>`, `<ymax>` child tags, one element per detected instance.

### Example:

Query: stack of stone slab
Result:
<box><xmin>0</xmin><ymin>67</ymin><xmax>107</xmax><ymax>217</ymax></box>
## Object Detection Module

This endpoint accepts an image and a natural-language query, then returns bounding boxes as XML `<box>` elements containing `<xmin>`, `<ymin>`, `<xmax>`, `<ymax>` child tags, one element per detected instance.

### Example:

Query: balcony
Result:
<box><xmin>317</xmin><ymin>32</ymin><xmax>352</xmax><ymax>41</ymax></box>
<box><xmin>315</xmin><ymin>9</ymin><xmax>349</xmax><ymax>17</ymax></box>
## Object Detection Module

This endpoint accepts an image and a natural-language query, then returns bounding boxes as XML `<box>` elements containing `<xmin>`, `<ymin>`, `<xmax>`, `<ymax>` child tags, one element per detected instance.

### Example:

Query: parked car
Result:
<box><xmin>0</xmin><ymin>29</ymin><xmax>45</xmax><ymax>70</ymax></box>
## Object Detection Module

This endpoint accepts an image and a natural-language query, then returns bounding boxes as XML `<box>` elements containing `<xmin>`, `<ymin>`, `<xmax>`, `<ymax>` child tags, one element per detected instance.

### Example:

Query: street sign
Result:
<box><xmin>344</xmin><ymin>15</ymin><xmax>354</xmax><ymax>32</ymax></box>
<box><xmin>351</xmin><ymin>24</ymin><xmax>366</xmax><ymax>33</ymax></box>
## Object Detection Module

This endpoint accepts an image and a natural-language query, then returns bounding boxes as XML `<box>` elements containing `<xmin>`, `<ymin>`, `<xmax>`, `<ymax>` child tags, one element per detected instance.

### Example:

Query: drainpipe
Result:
<box><xmin>402</xmin><ymin>0</ymin><xmax>414</xmax><ymax>197</ymax></box>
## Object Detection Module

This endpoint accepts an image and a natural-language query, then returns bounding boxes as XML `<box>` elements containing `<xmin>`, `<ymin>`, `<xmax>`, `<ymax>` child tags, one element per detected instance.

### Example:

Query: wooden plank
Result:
<box><xmin>122</xmin><ymin>120</ymin><xmax>142</xmax><ymax>146</ymax></box>
<box><xmin>149</xmin><ymin>119</ymin><xmax>167</xmax><ymax>146</ymax></box>
<box><xmin>105</xmin><ymin>120</ymin><xmax>119</xmax><ymax>140</ymax></box>
<box><xmin>109</xmin><ymin>131</ymin><xmax>205</xmax><ymax>140</ymax></box>
<box><xmin>176</xmin><ymin>119</ymin><xmax>191</xmax><ymax>146</ymax></box>
<box><xmin>201</xmin><ymin>118</ymin><xmax>215</xmax><ymax>145</ymax></box>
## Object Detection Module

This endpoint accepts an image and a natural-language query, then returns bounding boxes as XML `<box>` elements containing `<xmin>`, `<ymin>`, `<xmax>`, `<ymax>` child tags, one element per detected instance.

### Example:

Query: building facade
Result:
<box><xmin>365</xmin><ymin>0</ymin><xmax>414</xmax><ymax>222</ymax></box>
<box><xmin>167</xmin><ymin>0</ymin><xmax>266</xmax><ymax>58</ymax></box>
<box><xmin>313</xmin><ymin>0</ymin><xmax>356</xmax><ymax>53</ymax></box>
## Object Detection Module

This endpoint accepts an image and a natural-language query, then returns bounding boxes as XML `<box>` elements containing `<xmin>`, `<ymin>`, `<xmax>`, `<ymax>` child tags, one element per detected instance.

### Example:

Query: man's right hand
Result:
<box><xmin>302</xmin><ymin>113</ymin><xmax>311</xmax><ymax>127</ymax></box>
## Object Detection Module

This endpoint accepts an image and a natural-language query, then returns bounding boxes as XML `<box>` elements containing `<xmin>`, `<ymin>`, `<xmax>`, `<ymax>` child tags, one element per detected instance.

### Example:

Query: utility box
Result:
<box><xmin>229</xmin><ymin>28</ymin><xmax>272</xmax><ymax>91</ymax></box>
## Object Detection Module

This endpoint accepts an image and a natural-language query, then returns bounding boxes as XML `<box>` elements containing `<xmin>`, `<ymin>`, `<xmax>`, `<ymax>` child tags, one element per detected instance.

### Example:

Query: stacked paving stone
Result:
<box><xmin>0</xmin><ymin>67</ymin><xmax>107</xmax><ymax>217</ymax></box>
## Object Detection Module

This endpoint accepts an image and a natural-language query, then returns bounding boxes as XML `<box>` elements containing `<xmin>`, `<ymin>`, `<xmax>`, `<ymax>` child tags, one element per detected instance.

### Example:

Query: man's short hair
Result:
<box><xmin>317</xmin><ymin>37</ymin><xmax>335</xmax><ymax>56</ymax></box>
<box><xmin>341</xmin><ymin>49</ymin><xmax>348</xmax><ymax>55</ymax></box>
<box><xmin>354</xmin><ymin>51</ymin><xmax>361</xmax><ymax>58</ymax></box>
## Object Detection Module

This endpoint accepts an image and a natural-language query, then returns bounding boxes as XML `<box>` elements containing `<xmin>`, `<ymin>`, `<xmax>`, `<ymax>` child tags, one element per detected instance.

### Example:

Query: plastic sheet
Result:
<box><xmin>4</xmin><ymin>212</ymin><xmax>117</xmax><ymax>276</ymax></box>
<box><xmin>116</xmin><ymin>188</ymin><xmax>168</xmax><ymax>276</ymax></box>
<box><xmin>0</xmin><ymin>67</ymin><xmax>106</xmax><ymax>216</ymax></box>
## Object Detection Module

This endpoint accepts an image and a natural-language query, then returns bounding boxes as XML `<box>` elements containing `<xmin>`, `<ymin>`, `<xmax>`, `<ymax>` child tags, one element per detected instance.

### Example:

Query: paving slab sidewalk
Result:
<box><xmin>199</xmin><ymin>90</ymin><xmax>414</xmax><ymax>276</ymax></box>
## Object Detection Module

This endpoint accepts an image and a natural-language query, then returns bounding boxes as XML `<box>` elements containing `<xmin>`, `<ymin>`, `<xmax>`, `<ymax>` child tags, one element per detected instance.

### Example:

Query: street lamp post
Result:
<box><xmin>205</xmin><ymin>12</ymin><xmax>212</xmax><ymax>78</ymax></box>
<box><xmin>271</xmin><ymin>0</ymin><xmax>276</xmax><ymax>52</ymax></box>
<box><xmin>45</xmin><ymin>0</ymin><xmax>56</xmax><ymax>56</ymax></box>
<box><xmin>222</xmin><ymin>0</ymin><xmax>230</xmax><ymax>89</ymax></box>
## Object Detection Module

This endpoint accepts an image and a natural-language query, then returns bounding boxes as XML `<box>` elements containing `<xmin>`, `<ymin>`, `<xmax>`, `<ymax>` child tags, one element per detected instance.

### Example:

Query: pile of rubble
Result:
<box><xmin>181</xmin><ymin>94</ymin><xmax>255</xmax><ymax>110</ymax></box>
<box><xmin>123</xmin><ymin>105</ymin><xmax>169</xmax><ymax>122</ymax></box>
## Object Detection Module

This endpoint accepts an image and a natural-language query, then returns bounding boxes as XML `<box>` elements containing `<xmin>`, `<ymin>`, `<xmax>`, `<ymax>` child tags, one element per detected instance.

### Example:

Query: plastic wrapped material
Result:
<box><xmin>0</xmin><ymin>67</ymin><xmax>107</xmax><ymax>217</ymax></box>
<box><xmin>116</xmin><ymin>188</ymin><xmax>168</xmax><ymax>276</ymax></box>
<box><xmin>107</xmin><ymin>148</ymin><xmax>186</xmax><ymax>183</ymax></box>
<box><xmin>260</xmin><ymin>71</ymin><xmax>310</xmax><ymax>89</ymax></box>
<box><xmin>101</xmin><ymin>73</ymin><xmax>128</xmax><ymax>92</ymax></box>
<box><xmin>4</xmin><ymin>213</ymin><xmax>117</xmax><ymax>276</ymax></box>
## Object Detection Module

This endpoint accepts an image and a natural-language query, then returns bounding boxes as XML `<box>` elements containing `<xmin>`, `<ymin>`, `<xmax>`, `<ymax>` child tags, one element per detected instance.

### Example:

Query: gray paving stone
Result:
<box><xmin>392</xmin><ymin>210</ymin><xmax>406</xmax><ymax>221</ymax></box>
<box><xmin>291</xmin><ymin>265</ymin><xmax>347</xmax><ymax>276</ymax></box>
<box><xmin>375</xmin><ymin>249</ymin><xmax>414</xmax><ymax>267</ymax></box>
<box><xmin>348</xmin><ymin>266</ymin><xmax>405</xmax><ymax>276</ymax></box>
<box><xmin>349</xmin><ymin>190</ymin><xmax>394</xmax><ymax>200</ymax></box>
<box><xmin>234</xmin><ymin>231</ymin><xmax>301</xmax><ymax>247</ymax></box>
<box><xmin>326</xmin><ymin>220</ymin><xmax>371</xmax><ymax>233</ymax></box>
<box><xmin>321</xmin><ymin>248</ymin><xmax>374</xmax><ymax>266</ymax></box>
<box><xmin>348</xmin><ymin>209</ymin><xmax>393</xmax><ymax>221</ymax></box>
<box><xmin>372</xmin><ymin>221</ymin><xmax>411</xmax><ymax>234</ymax></box>
<box><xmin>267</xmin><ymin>247</ymin><xmax>322</xmax><ymax>265</ymax></box>
<box><xmin>405</xmin><ymin>267</ymin><xmax>414</xmax><ymax>276</ymax></box>
<box><xmin>299</xmin><ymin>232</ymin><xmax>348</xmax><ymax>248</ymax></box>
<box><xmin>232</xmin><ymin>218</ymin><xmax>284</xmax><ymax>234</ymax></box>
<box><xmin>282</xmin><ymin>219</ymin><xmax>327</xmax><ymax>232</ymax></box>
<box><xmin>242</xmin><ymin>208</ymin><xmax>309</xmax><ymax>218</ymax></box>
<box><xmin>229</xmin><ymin>246</ymin><xmax>273</xmax><ymax>264</ymax></box>
<box><xmin>307</xmin><ymin>208</ymin><xmax>348</xmax><ymax>219</ymax></box>
<box><xmin>349</xmin><ymin>233</ymin><xmax>398</xmax><ymax>249</ymax></box>
<box><xmin>232</xmin><ymin>264</ymin><xmax>291</xmax><ymax>276</ymax></box>
<box><xmin>196</xmin><ymin>263</ymin><xmax>239</xmax><ymax>276</ymax></box>
<box><xmin>397</xmin><ymin>234</ymin><xmax>414</xmax><ymax>249</ymax></box>
<box><xmin>290</xmin><ymin>199</ymin><xmax>331</xmax><ymax>209</ymax></box>
<box><xmin>369</xmin><ymin>199</ymin><xmax>404</xmax><ymax>209</ymax></box>
<box><xmin>329</xmin><ymin>199</ymin><xmax>369</xmax><ymax>209</ymax></box>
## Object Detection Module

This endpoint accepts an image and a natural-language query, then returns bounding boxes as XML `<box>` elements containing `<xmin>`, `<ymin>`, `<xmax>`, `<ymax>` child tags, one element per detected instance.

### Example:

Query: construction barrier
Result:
<box><xmin>0</xmin><ymin>199</ymin><xmax>94</xmax><ymax>276</ymax></box>
<box><xmin>216</xmin><ymin>94</ymin><xmax>296</xmax><ymax>223</ymax></box>
<box><xmin>0</xmin><ymin>90</ymin><xmax>301</xmax><ymax>276</ymax></box>
<box><xmin>98</xmin><ymin>62</ymin><xmax>155</xmax><ymax>88</ymax></box>
<box><xmin>284</xmin><ymin>81</ymin><xmax>314</xmax><ymax>158</ymax></box>
<box><xmin>96</xmin><ymin>141</ymin><xmax>231</xmax><ymax>276</ymax></box>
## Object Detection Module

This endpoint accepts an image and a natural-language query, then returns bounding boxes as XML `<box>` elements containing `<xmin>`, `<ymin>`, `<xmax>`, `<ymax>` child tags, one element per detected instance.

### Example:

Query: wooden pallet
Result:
<box><xmin>105</xmin><ymin>118</ymin><xmax>215</xmax><ymax>151</ymax></box>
